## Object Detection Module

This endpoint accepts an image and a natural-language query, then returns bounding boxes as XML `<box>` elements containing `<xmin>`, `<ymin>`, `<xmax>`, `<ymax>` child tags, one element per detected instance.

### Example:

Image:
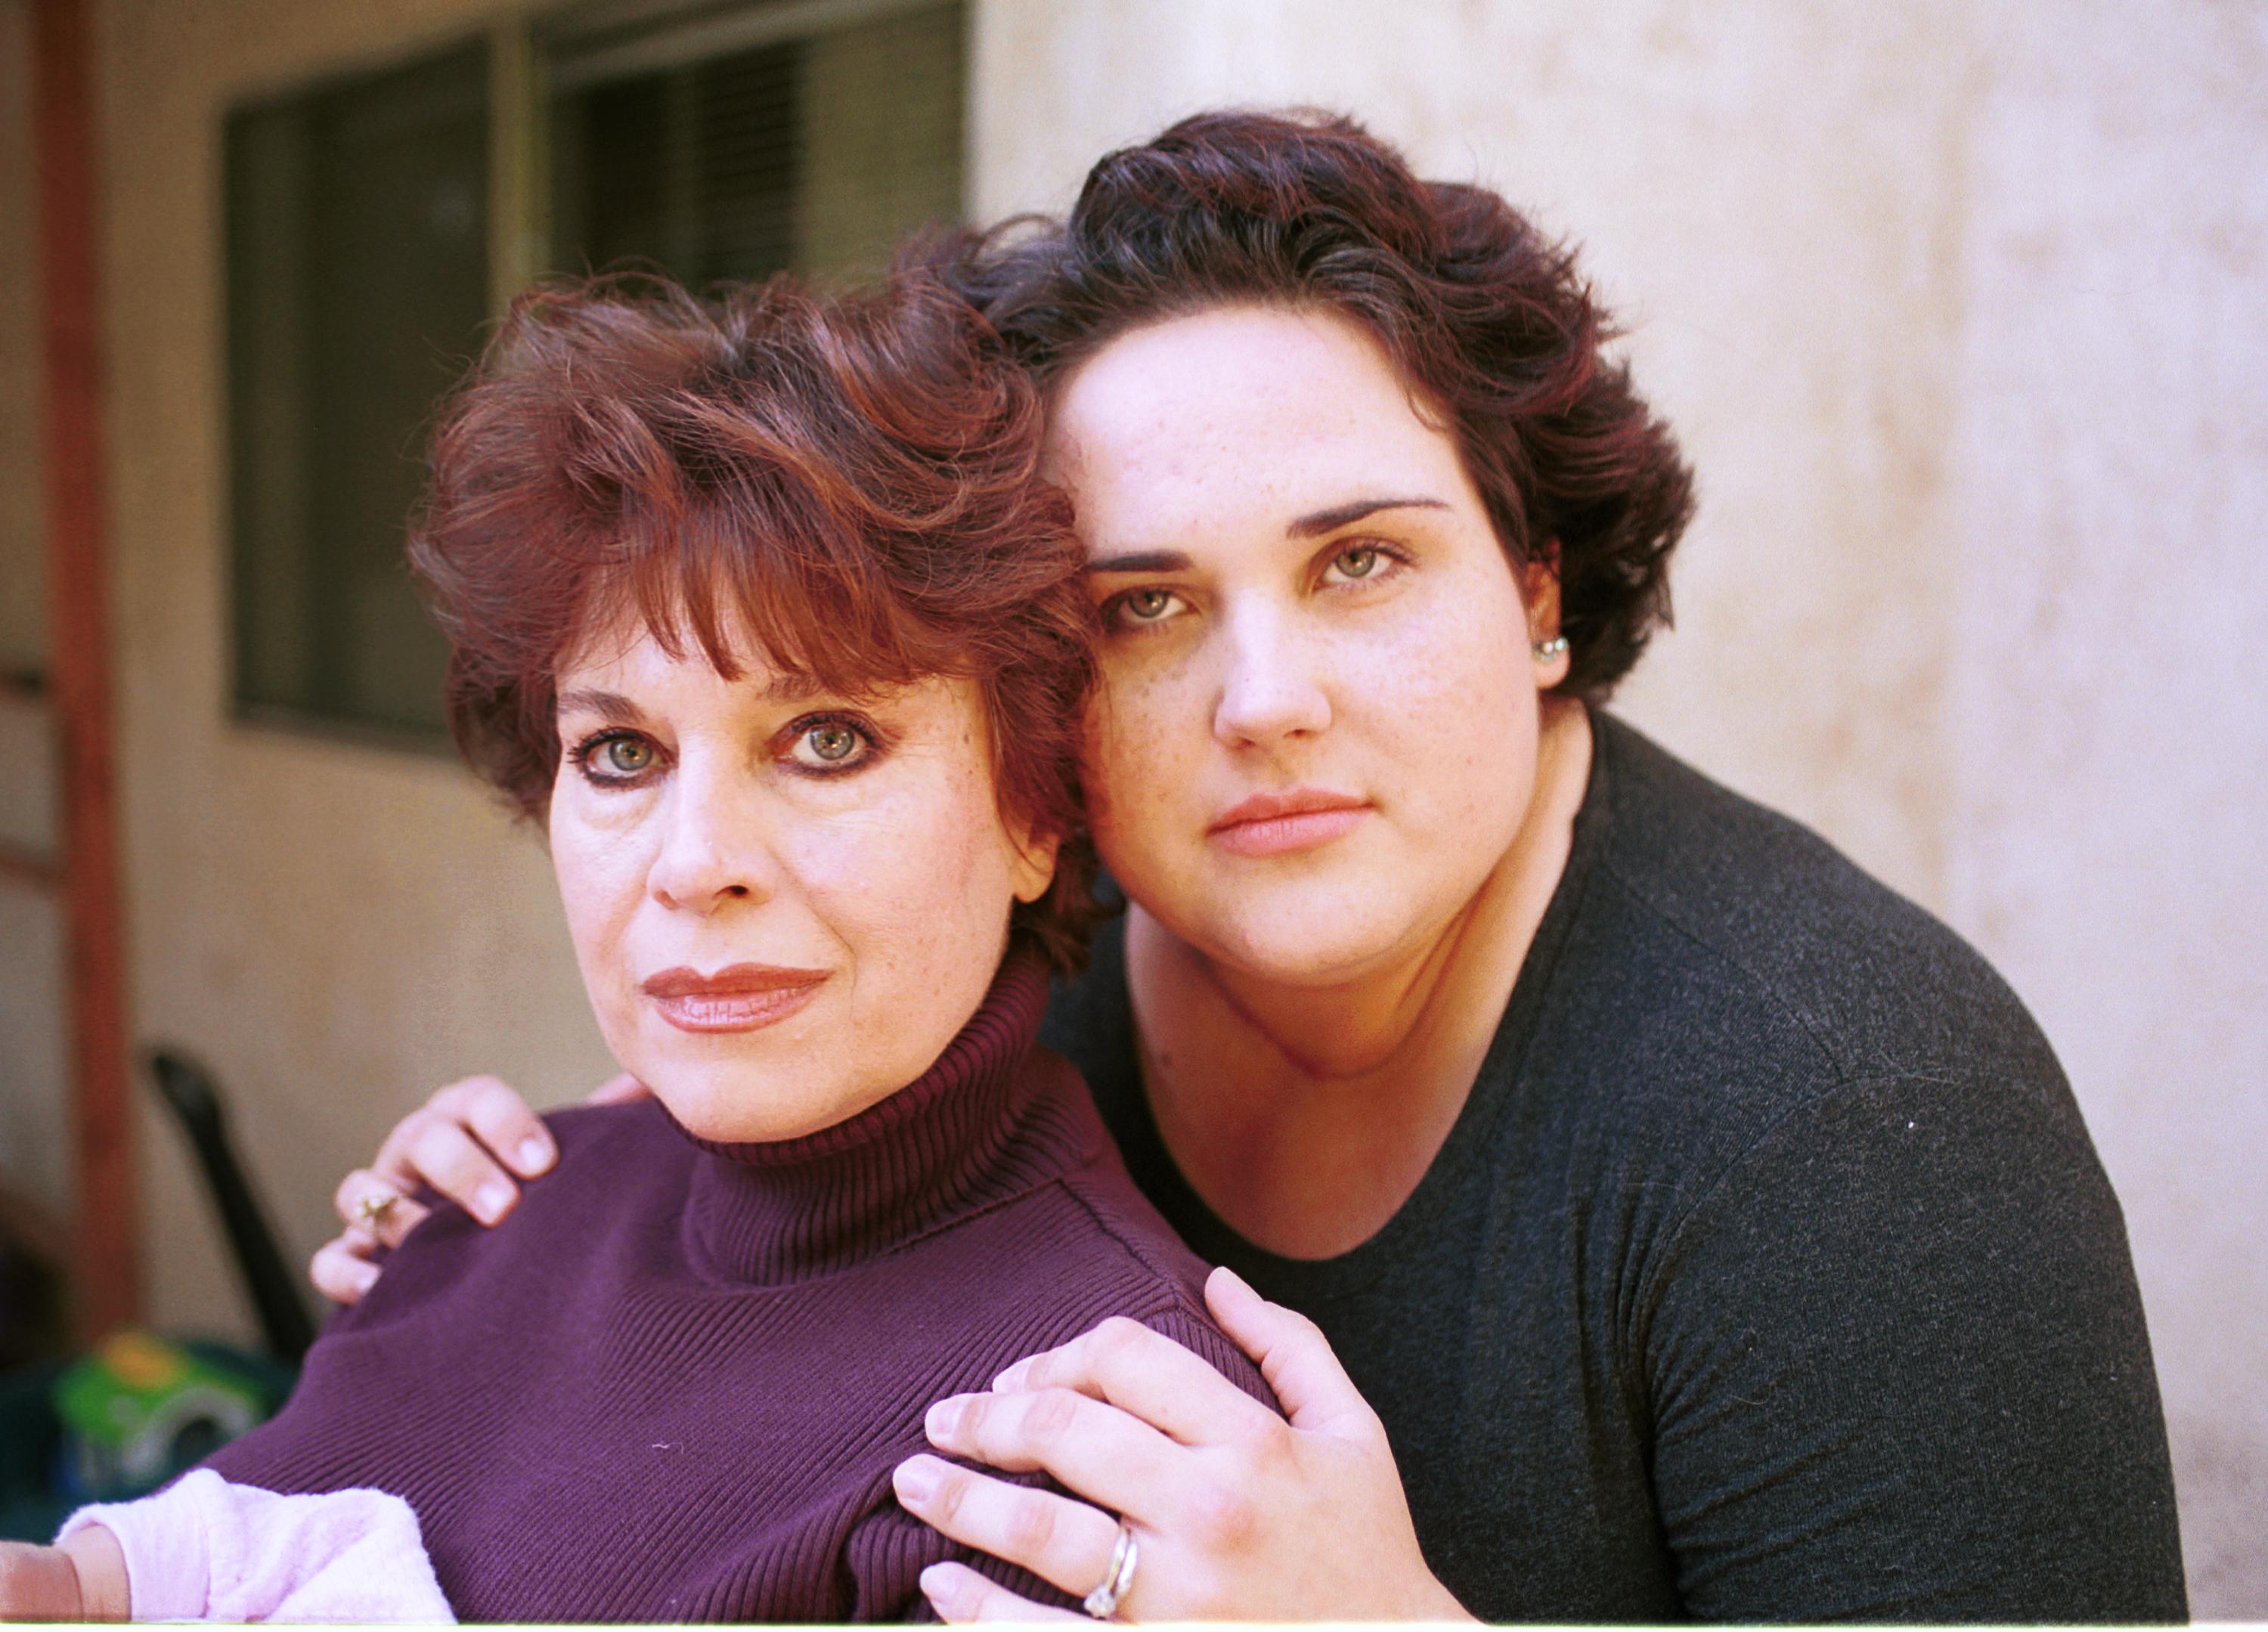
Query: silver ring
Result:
<box><xmin>1081</xmin><ymin>1520</ymin><xmax>1139</xmax><ymax>1620</ymax></box>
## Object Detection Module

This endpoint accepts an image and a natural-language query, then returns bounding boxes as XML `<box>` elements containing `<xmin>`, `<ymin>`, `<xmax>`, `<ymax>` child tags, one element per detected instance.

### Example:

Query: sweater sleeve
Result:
<box><xmin>57</xmin><ymin>1469</ymin><xmax>454</xmax><ymax>1622</ymax></box>
<box><xmin>1637</xmin><ymin>1070</ymin><xmax>2186</xmax><ymax>1621</ymax></box>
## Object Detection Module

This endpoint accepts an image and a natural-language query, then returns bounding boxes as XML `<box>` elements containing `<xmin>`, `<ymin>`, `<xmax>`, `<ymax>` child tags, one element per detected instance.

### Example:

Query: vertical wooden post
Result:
<box><xmin>33</xmin><ymin>0</ymin><xmax>138</xmax><ymax>1339</ymax></box>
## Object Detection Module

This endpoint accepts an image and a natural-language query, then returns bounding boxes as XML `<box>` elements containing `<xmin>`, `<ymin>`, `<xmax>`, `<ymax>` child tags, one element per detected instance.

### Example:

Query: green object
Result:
<box><xmin>52</xmin><ymin>1330</ymin><xmax>266</xmax><ymax>1500</ymax></box>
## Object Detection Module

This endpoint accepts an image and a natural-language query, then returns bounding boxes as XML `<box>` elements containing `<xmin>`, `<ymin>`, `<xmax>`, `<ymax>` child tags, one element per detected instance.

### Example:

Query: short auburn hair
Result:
<box><xmin>409</xmin><ymin>273</ymin><xmax>1100</xmax><ymax>969</ymax></box>
<box><xmin>940</xmin><ymin>109</ymin><xmax>1696</xmax><ymax>701</ymax></box>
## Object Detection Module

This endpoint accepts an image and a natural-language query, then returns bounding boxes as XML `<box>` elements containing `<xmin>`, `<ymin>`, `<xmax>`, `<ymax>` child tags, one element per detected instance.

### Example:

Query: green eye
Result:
<box><xmin>1334</xmin><ymin>545</ymin><xmax>1380</xmax><ymax>580</ymax></box>
<box><xmin>600</xmin><ymin>737</ymin><xmax>653</xmax><ymax>775</ymax></box>
<box><xmin>1110</xmin><ymin>587</ymin><xmax>1185</xmax><ymax>630</ymax></box>
<box><xmin>806</xmin><ymin>723</ymin><xmax>860</xmax><ymax>762</ymax></box>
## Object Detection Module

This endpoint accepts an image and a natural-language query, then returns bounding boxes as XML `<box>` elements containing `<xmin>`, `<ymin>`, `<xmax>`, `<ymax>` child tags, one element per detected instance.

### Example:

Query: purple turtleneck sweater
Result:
<box><xmin>205</xmin><ymin>950</ymin><xmax>1269</xmax><ymax>1621</ymax></box>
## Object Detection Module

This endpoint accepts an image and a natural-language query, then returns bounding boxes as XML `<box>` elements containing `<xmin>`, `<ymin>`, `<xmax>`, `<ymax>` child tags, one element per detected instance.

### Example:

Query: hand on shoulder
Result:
<box><xmin>894</xmin><ymin>1267</ymin><xmax>1475</xmax><ymax>1622</ymax></box>
<box><xmin>309</xmin><ymin>1072</ymin><xmax>648</xmax><ymax>1305</ymax></box>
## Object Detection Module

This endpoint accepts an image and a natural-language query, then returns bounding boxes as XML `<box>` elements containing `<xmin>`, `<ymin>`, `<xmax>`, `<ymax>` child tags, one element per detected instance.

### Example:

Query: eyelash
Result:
<box><xmin>1317</xmin><ymin>539</ymin><xmax>1413</xmax><ymax>589</ymax></box>
<box><xmin>1096</xmin><ymin>540</ymin><xmax>1414</xmax><ymax>634</ymax></box>
<box><xmin>565</xmin><ymin>712</ymin><xmax>882</xmax><ymax>789</ymax></box>
<box><xmin>779</xmin><ymin>711</ymin><xmax>882</xmax><ymax>776</ymax></box>
<box><xmin>569</xmin><ymin>728</ymin><xmax>662</xmax><ymax>788</ymax></box>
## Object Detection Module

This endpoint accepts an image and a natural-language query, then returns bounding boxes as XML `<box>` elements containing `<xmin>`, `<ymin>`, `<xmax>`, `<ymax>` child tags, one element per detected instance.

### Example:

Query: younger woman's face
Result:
<box><xmin>1046</xmin><ymin>305</ymin><xmax>1564</xmax><ymax>985</ymax></box>
<box><xmin>547</xmin><ymin>618</ymin><xmax>1057</xmax><ymax>1142</ymax></box>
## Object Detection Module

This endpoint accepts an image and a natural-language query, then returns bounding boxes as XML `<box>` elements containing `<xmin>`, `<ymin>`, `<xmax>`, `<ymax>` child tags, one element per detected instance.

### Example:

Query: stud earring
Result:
<box><xmin>1531</xmin><ymin>636</ymin><xmax>1569</xmax><ymax>661</ymax></box>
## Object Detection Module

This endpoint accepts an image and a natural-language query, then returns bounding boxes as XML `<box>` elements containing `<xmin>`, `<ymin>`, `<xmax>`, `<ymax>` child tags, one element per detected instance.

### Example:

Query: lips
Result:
<box><xmin>640</xmin><ymin>964</ymin><xmax>829</xmax><ymax>1033</ymax></box>
<box><xmin>1207</xmin><ymin>788</ymin><xmax>1370</xmax><ymax>859</ymax></box>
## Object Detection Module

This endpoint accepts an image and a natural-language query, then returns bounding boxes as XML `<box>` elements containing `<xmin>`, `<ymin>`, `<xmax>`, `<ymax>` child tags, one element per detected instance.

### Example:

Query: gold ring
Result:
<box><xmin>354</xmin><ymin>1190</ymin><xmax>400</xmax><ymax>1228</ymax></box>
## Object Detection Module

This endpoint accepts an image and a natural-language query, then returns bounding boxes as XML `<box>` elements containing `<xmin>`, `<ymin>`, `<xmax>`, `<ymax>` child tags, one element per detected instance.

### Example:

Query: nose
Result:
<box><xmin>646</xmin><ymin>760</ymin><xmax>781</xmax><ymax>914</ymax></box>
<box><xmin>1212</xmin><ymin>600</ymin><xmax>1332</xmax><ymax>749</ymax></box>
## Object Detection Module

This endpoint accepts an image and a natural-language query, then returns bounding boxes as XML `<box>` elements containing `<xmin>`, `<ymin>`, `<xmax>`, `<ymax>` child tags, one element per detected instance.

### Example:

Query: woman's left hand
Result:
<box><xmin>891</xmin><ymin>1266</ymin><xmax>1473</xmax><ymax>1621</ymax></box>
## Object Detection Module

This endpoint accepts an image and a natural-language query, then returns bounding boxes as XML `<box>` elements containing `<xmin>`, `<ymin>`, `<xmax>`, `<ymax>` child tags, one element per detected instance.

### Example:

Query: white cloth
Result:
<box><xmin>57</xmin><ymin>1468</ymin><xmax>454</xmax><ymax>1622</ymax></box>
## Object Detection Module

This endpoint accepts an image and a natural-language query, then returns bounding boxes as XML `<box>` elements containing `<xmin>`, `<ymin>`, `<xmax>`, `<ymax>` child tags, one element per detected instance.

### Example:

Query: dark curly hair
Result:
<box><xmin>407</xmin><ymin>272</ymin><xmax>1101</xmax><ymax>969</ymax></box>
<box><xmin>934</xmin><ymin>109</ymin><xmax>1695</xmax><ymax>701</ymax></box>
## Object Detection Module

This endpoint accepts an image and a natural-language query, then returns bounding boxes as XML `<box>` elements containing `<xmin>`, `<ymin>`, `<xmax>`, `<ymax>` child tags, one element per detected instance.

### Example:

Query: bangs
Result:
<box><xmin>569</xmin><ymin>487</ymin><xmax>975</xmax><ymax>703</ymax></box>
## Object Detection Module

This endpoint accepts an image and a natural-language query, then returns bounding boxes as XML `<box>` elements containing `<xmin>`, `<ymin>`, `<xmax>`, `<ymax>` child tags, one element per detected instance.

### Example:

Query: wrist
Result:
<box><xmin>60</xmin><ymin>1524</ymin><xmax>129</xmax><ymax>1621</ymax></box>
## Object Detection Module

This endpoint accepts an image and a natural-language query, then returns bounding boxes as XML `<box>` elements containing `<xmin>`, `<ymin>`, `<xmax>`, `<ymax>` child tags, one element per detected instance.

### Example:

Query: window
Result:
<box><xmin>225</xmin><ymin>2</ymin><xmax>967</xmax><ymax>742</ymax></box>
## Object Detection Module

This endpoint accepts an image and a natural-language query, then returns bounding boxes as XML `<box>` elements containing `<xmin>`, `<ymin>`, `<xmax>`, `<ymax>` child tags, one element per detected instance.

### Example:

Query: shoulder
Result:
<box><xmin>1570</xmin><ymin>714</ymin><xmax>2069</xmax><ymax>1123</ymax></box>
<box><xmin>1566</xmin><ymin>723</ymin><xmax>2181</xmax><ymax>1618</ymax></box>
<box><xmin>944</xmin><ymin>1051</ymin><xmax>1272</xmax><ymax>1411</ymax></box>
<box><xmin>354</xmin><ymin>1097</ymin><xmax>683</xmax><ymax>1302</ymax></box>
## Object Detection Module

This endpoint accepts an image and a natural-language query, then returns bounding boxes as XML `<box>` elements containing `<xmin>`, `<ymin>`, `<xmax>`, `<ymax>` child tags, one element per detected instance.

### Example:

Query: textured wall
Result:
<box><xmin>2</xmin><ymin>0</ymin><xmax>2257</xmax><ymax>1612</ymax></box>
<box><xmin>1941</xmin><ymin>7</ymin><xmax>2268</xmax><ymax>1607</ymax></box>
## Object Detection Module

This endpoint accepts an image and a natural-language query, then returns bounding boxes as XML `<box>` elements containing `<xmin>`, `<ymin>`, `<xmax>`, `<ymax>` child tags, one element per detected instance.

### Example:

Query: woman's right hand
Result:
<box><xmin>308</xmin><ymin>1072</ymin><xmax>648</xmax><ymax>1305</ymax></box>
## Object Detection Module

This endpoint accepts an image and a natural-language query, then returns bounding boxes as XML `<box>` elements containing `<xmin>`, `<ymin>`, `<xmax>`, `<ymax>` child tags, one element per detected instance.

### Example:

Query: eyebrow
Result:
<box><xmin>1084</xmin><ymin>497</ymin><xmax>1454</xmax><ymax>572</ymax></box>
<box><xmin>1083</xmin><ymin>550</ymin><xmax>1194</xmax><ymax>575</ymax></box>
<box><xmin>555</xmin><ymin>688</ymin><xmax>643</xmax><ymax>724</ymax></box>
<box><xmin>1285</xmin><ymin>495</ymin><xmax>1452</xmax><ymax>538</ymax></box>
<box><xmin>553</xmin><ymin>674</ymin><xmax>829</xmax><ymax>722</ymax></box>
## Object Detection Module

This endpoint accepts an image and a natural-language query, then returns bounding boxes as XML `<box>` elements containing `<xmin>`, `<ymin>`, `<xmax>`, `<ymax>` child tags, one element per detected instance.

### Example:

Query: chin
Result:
<box><xmin>1195</xmin><ymin>890</ymin><xmax>1425</xmax><ymax>985</ymax></box>
<box><xmin>624</xmin><ymin>1051</ymin><xmax>855</xmax><ymax>1145</ymax></box>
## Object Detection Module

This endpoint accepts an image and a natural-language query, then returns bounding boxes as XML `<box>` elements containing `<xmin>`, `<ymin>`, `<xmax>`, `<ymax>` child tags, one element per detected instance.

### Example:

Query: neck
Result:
<box><xmin>680</xmin><ymin>946</ymin><xmax>1075</xmax><ymax>1284</ymax></box>
<box><xmin>1129</xmin><ymin>699</ymin><xmax>1593</xmax><ymax>1254</ymax></box>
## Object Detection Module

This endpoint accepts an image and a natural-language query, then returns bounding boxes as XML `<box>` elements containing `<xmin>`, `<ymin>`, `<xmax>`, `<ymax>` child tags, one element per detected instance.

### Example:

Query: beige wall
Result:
<box><xmin>1</xmin><ymin>0</ymin><xmax>2257</xmax><ymax>1612</ymax></box>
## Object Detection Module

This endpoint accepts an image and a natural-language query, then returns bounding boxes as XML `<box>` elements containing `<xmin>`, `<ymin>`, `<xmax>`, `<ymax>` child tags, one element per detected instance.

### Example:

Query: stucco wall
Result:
<box><xmin>3</xmin><ymin>0</ymin><xmax>2257</xmax><ymax>1612</ymax></box>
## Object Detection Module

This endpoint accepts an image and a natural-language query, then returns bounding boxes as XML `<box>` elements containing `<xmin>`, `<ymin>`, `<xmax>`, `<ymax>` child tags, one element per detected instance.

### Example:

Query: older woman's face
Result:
<box><xmin>1046</xmin><ymin>305</ymin><xmax>1563</xmax><ymax>984</ymax></box>
<box><xmin>548</xmin><ymin>618</ymin><xmax>1056</xmax><ymax>1143</ymax></box>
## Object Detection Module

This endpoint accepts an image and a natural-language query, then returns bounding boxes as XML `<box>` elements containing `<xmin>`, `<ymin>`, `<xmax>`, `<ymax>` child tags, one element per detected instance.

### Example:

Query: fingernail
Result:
<box><xmin>893</xmin><ymin>1457</ymin><xmax>939</xmax><ymax>1503</ymax></box>
<box><xmin>1212</xmin><ymin>1264</ymin><xmax>1256</xmax><ymax>1300</ymax></box>
<box><xmin>919</xmin><ymin>1564</ymin><xmax>956</xmax><ymax>1613</ymax></box>
<box><xmin>991</xmin><ymin>1358</ymin><xmax>1030</xmax><ymax>1392</ymax></box>
<box><xmin>472</xmin><ymin>1183</ymin><xmax>513</xmax><ymax>1223</ymax></box>
<box><xmin>516</xmin><ymin>1137</ymin><xmax>555</xmax><ymax>1175</ymax></box>
<box><xmin>925</xmin><ymin>1397</ymin><xmax>965</xmax><ymax>1440</ymax></box>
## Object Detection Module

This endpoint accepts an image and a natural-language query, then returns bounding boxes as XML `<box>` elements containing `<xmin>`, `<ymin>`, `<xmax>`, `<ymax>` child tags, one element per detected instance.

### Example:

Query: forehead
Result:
<box><xmin>1043</xmin><ymin>305</ymin><xmax>1473</xmax><ymax>541</ymax></box>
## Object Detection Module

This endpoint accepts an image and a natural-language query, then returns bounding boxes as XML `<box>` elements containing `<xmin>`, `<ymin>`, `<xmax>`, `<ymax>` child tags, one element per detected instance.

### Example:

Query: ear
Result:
<box><xmin>1521</xmin><ymin>549</ymin><xmax>1570</xmax><ymax>687</ymax></box>
<box><xmin>1006</xmin><ymin>821</ymin><xmax>1061</xmax><ymax>906</ymax></box>
<box><xmin>1520</xmin><ymin>548</ymin><xmax>1563</xmax><ymax>643</ymax></box>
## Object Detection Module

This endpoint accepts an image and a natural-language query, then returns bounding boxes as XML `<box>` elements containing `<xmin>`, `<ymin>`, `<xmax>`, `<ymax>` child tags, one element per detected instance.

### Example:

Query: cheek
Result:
<box><xmin>548</xmin><ymin>806</ymin><xmax>648</xmax><ymax>986</ymax></box>
<box><xmin>1082</xmin><ymin>661</ymin><xmax>1200</xmax><ymax>855</ymax></box>
<box><xmin>1365</xmin><ymin>588</ymin><xmax>1541</xmax><ymax>816</ymax></box>
<box><xmin>792</xmin><ymin>779</ymin><xmax>1017</xmax><ymax>963</ymax></box>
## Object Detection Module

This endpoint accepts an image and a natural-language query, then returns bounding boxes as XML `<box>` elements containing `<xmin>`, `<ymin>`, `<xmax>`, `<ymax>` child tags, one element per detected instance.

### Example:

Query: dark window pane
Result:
<box><xmin>551</xmin><ymin>2</ymin><xmax>963</xmax><ymax>288</ymax></box>
<box><xmin>227</xmin><ymin>42</ymin><xmax>489</xmax><ymax>739</ymax></box>
<box><xmin>553</xmin><ymin>41</ymin><xmax>803</xmax><ymax>286</ymax></box>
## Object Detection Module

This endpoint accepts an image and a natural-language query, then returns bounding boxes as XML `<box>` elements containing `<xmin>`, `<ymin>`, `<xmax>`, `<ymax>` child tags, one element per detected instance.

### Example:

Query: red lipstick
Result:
<box><xmin>640</xmin><ymin>964</ymin><xmax>829</xmax><ymax>1033</ymax></box>
<box><xmin>1207</xmin><ymin>788</ymin><xmax>1370</xmax><ymax>859</ymax></box>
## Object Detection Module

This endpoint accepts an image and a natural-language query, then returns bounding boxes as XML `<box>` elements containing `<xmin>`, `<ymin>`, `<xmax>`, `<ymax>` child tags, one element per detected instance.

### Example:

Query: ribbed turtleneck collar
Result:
<box><xmin>677</xmin><ymin>946</ymin><xmax>1068</xmax><ymax>1286</ymax></box>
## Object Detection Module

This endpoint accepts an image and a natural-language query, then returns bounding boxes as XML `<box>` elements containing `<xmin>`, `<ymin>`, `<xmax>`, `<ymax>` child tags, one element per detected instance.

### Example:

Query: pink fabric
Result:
<box><xmin>57</xmin><ymin>1468</ymin><xmax>453</xmax><ymax>1622</ymax></box>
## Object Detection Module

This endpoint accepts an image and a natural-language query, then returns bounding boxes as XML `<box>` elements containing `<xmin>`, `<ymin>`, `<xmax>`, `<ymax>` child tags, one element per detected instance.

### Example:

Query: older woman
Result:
<box><xmin>0</xmin><ymin>271</ymin><xmax>1269</xmax><ymax>1621</ymax></box>
<box><xmin>323</xmin><ymin>113</ymin><xmax>2186</xmax><ymax>1621</ymax></box>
